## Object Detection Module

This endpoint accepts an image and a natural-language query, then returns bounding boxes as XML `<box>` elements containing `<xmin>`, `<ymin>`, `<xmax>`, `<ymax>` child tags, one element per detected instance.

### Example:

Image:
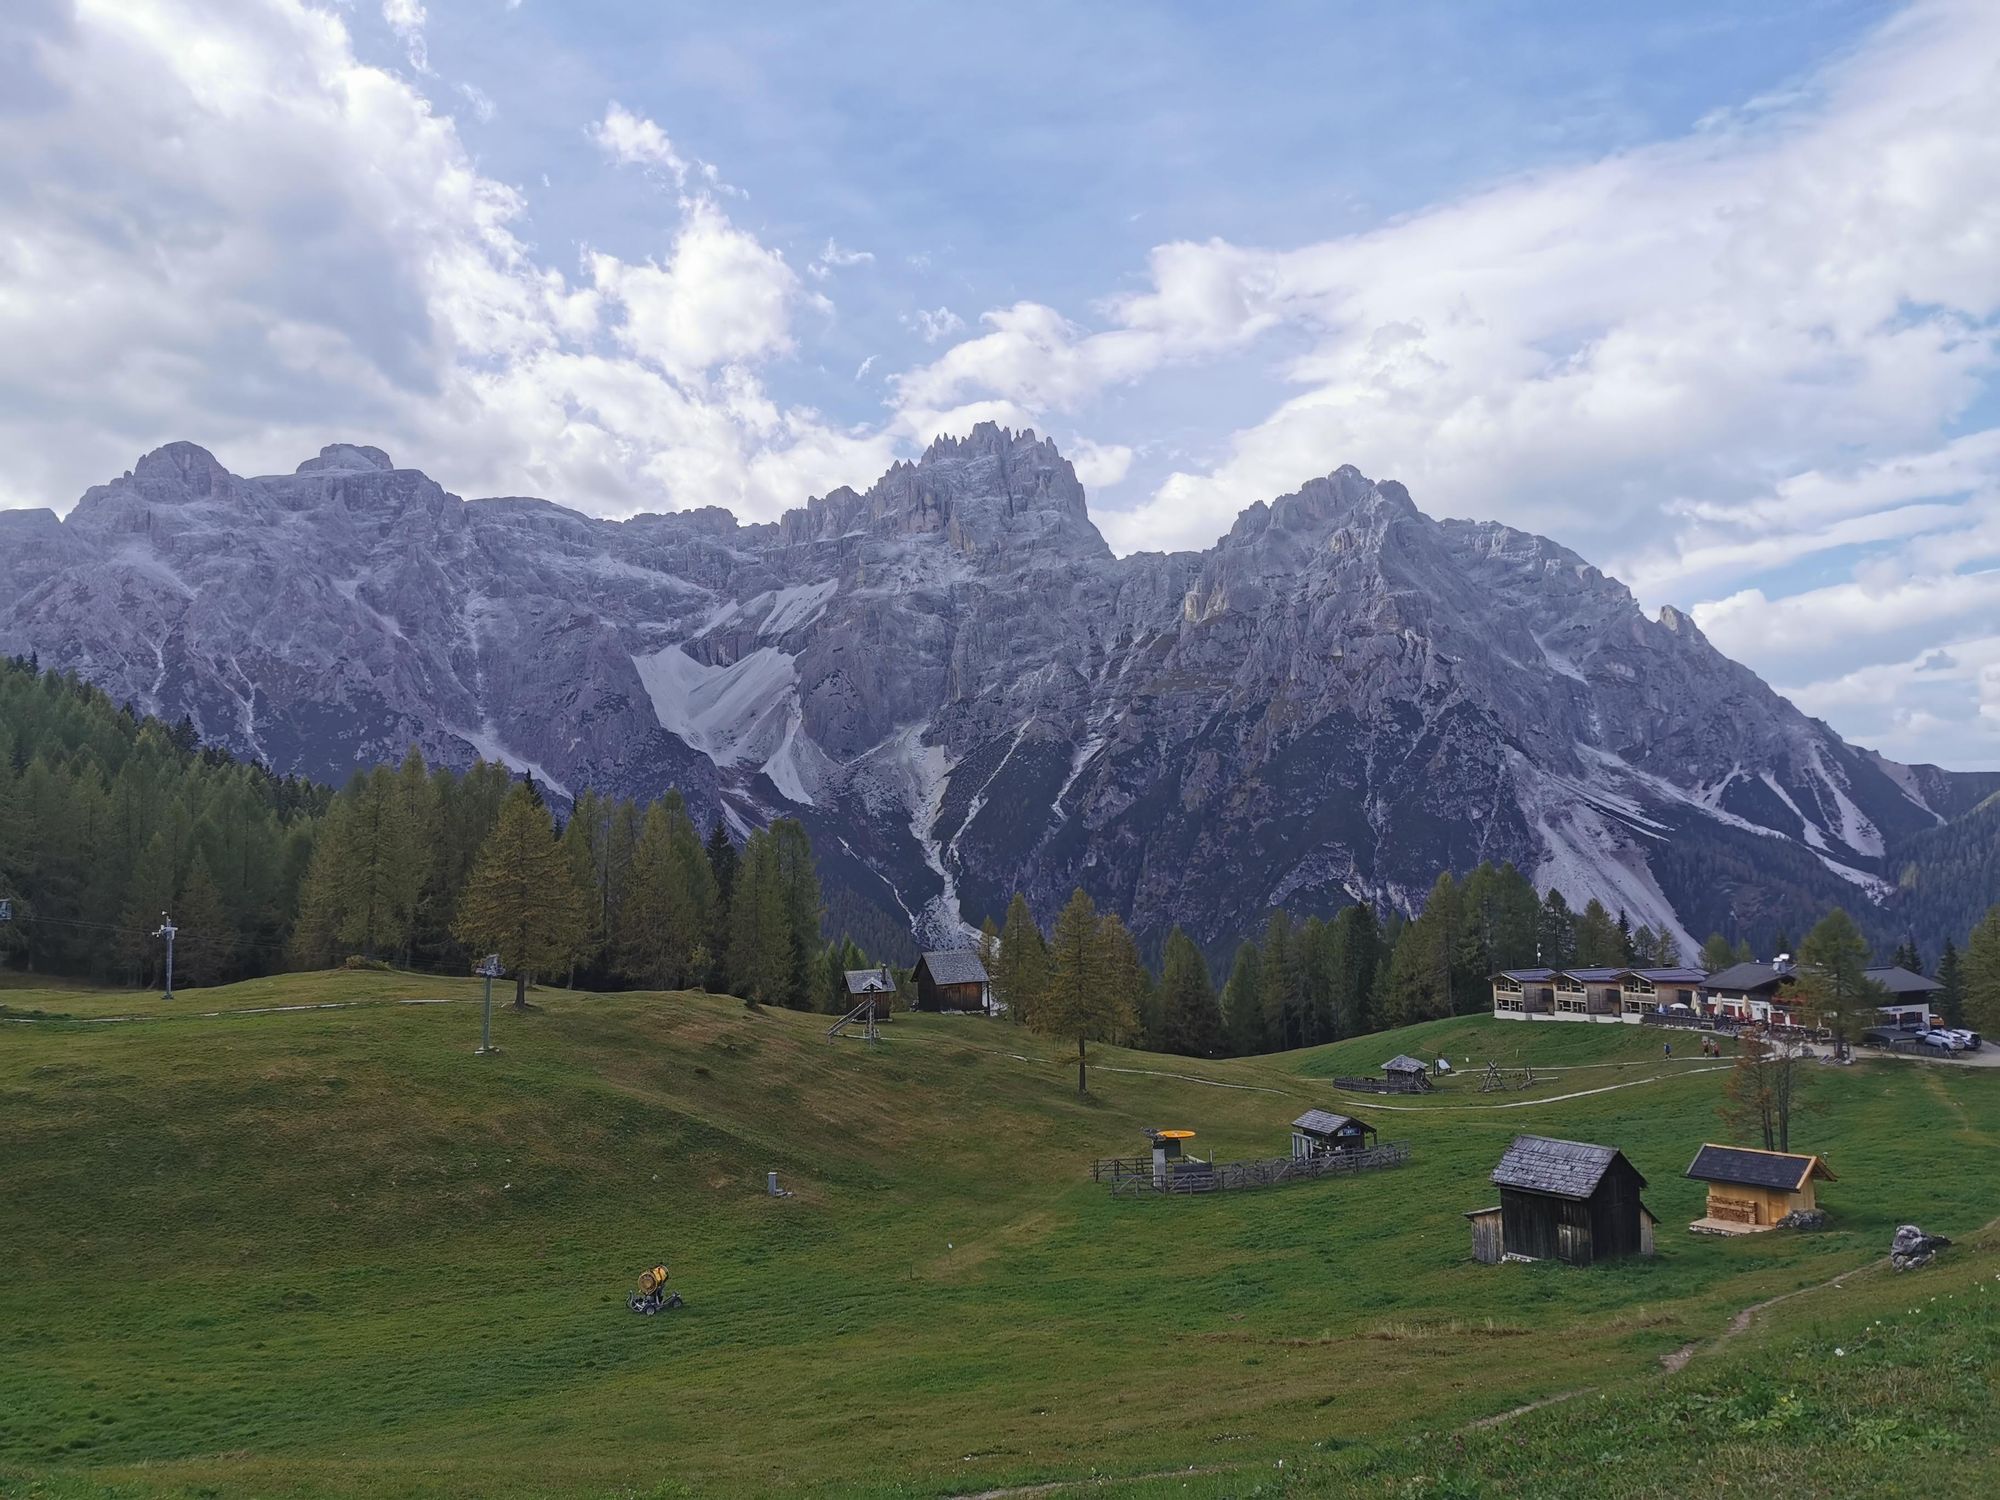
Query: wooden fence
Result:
<box><xmin>1097</xmin><ymin>1141</ymin><xmax>1411</xmax><ymax>1197</ymax></box>
<box><xmin>1330</xmin><ymin>1074</ymin><xmax>1429</xmax><ymax>1094</ymax></box>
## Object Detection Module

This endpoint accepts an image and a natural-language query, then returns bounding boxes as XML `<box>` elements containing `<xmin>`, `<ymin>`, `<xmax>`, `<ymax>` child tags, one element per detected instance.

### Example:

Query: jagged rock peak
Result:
<box><xmin>297</xmin><ymin>443</ymin><xmax>395</xmax><ymax>474</ymax></box>
<box><xmin>133</xmin><ymin>441</ymin><xmax>230</xmax><ymax>494</ymax></box>
<box><xmin>1224</xmin><ymin>464</ymin><xmax>1410</xmax><ymax>545</ymax></box>
<box><xmin>918</xmin><ymin>421</ymin><xmax>1056</xmax><ymax>466</ymax></box>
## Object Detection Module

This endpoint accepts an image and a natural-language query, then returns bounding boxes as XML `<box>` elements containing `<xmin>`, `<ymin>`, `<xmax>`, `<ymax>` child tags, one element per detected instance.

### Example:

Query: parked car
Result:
<box><xmin>1939</xmin><ymin>1028</ymin><xmax>1981</xmax><ymax>1051</ymax></box>
<box><xmin>1859</xmin><ymin>1026</ymin><xmax>1897</xmax><ymax>1048</ymax></box>
<box><xmin>1918</xmin><ymin>1030</ymin><xmax>1966</xmax><ymax>1051</ymax></box>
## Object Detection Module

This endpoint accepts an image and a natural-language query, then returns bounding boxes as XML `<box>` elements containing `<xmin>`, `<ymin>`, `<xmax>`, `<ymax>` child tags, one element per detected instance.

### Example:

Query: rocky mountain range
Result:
<box><xmin>4</xmin><ymin>424</ymin><xmax>1994</xmax><ymax>960</ymax></box>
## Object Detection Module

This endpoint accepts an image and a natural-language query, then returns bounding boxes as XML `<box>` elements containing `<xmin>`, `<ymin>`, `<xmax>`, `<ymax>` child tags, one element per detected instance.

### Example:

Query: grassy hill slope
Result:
<box><xmin>2</xmin><ymin>974</ymin><xmax>1996</xmax><ymax>1497</ymax></box>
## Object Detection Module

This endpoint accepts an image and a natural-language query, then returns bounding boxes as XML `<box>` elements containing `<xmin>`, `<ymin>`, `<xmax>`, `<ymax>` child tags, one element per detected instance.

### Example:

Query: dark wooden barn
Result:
<box><xmin>1290</xmin><ymin>1109</ymin><xmax>1377</xmax><ymax>1160</ymax></box>
<box><xmin>1470</xmin><ymin>1135</ymin><xmax>1657</xmax><ymax>1267</ymax></box>
<box><xmin>913</xmin><ymin>950</ymin><xmax>991</xmax><ymax>1013</ymax></box>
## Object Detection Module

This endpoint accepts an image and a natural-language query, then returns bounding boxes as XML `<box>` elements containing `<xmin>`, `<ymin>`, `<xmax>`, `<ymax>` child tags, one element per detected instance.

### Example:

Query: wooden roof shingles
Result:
<box><xmin>919</xmin><ymin>950</ymin><xmax>989</xmax><ymax>986</ymax></box>
<box><xmin>1292</xmin><ymin>1109</ymin><xmax>1368</xmax><ymax>1136</ymax></box>
<box><xmin>1382</xmin><ymin>1054</ymin><xmax>1428</xmax><ymax>1074</ymax></box>
<box><xmin>1492</xmin><ymin>1135</ymin><xmax>1644</xmax><ymax>1199</ymax></box>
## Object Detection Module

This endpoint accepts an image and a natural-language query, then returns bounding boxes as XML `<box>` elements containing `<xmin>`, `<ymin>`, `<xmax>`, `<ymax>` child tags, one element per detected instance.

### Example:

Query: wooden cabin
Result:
<box><xmin>1471</xmin><ymin>1135</ymin><xmax>1656</xmax><ymax>1267</ymax></box>
<box><xmin>1381</xmin><ymin>1055</ymin><xmax>1432</xmax><ymax>1092</ymax></box>
<box><xmin>1684</xmin><ymin>1144</ymin><xmax>1835</xmax><ymax>1234</ymax></box>
<box><xmin>913</xmin><ymin>950</ymin><xmax>991</xmax><ymax>1013</ymax></box>
<box><xmin>842</xmin><ymin>964</ymin><xmax>897</xmax><ymax>1021</ymax></box>
<box><xmin>1289</xmin><ymin>1109</ymin><xmax>1377</xmax><ymax>1160</ymax></box>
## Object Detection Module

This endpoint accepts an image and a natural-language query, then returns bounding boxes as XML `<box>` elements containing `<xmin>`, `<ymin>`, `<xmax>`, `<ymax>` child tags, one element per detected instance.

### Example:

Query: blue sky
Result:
<box><xmin>2</xmin><ymin>1</ymin><xmax>1997</xmax><ymax>767</ymax></box>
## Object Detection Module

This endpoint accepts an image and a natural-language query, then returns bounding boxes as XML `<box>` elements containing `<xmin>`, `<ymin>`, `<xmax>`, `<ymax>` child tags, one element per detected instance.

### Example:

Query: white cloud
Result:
<box><xmin>1067</xmin><ymin>437</ymin><xmax>1134</xmax><ymax>492</ymax></box>
<box><xmin>808</xmin><ymin>239</ymin><xmax>874</xmax><ymax>280</ymax></box>
<box><xmin>591</xmin><ymin>102</ymin><xmax>692</xmax><ymax>183</ymax></box>
<box><xmin>382</xmin><ymin>0</ymin><xmax>430</xmax><ymax>75</ymax></box>
<box><xmin>0</xmin><ymin>0</ymin><xmax>888</xmax><ymax>524</ymax></box>
<box><xmin>854</xmin><ymin>354</ymin><xmax>877</xmax><ymax>380</ymax></box>
<box><xmin>455</xmin><ymin>82</ymin><xmax>496</xmax><ymax>123</ymax></box>
<box><xmin>901</xmin><ymin>306</ymin><xmax>966</xmax><ymax>345</ymax></box>
<box><xmin>588</xmin><ymin>200</ymin><xmax>803</xmax><ymax>382</ymax></box>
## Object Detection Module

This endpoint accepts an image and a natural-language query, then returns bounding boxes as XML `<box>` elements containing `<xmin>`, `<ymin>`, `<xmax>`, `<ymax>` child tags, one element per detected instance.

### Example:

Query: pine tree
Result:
<box><xmin>1158</xmin><ymin>927</ymin><xmax>1223</xmax><ymax>1057</ymax></box>
<box><xmin>453</xmin><ymin>785</ymin><xmax>590</xmax><ymax>1008</ymax></box>
<box><xmin>1890</xmin><ymin>935</ymin><xmax>1922</xmax><ymax>973</ymax></box>
<box><xmin>1221</xmin><ymin>941</ymin><xmax>1266</xmax><ymax>1055</ymax></box>
<box><xmin>1298</xmin><ymin>915</ymin><xmax>1333</xmax><ymax>1046</ymax></box>
<box><xmin>1574</xmin><ymin>898</ymin><xmax>1624</xmax><ymax>966</ymax></box>
<box><xmin>1328</xmin><ymin>902</ymin><xmax>1381</xmax><ymax>1039</ymax></box>
<box><xmin>120</xmin><ymin>831</ymin><xmax>179</xmax><ymax>983</ymax></box>
<box><xmin>992</xmin><ymin>893</ymin><xmax>1048</xmax><ymax>1026</ymax></box>
<box><xmin>1936</xmin><ymin>938</ymin><xmax>1964</xmax><ymax>1027</ymax></box>
<box><xmin>1536</xmin><ymin>889</ymin><xmax>1575</xmax><ymax>967</ymax></box>
<box><xmin>1964</xmin><ymin>905</ymin><xmax>2000</xmax><ymax>1037</ymax></box>
<box><xmin>171</xmin><ymin>852</ymin><xmax>237</xmax><ymax>988</ymax></box>
<box><xmin>1096</xmin><ymin>912</ymin><xmax>1149</xmax><ymax>1052</ymax></box>
<box><xmin>1030</xmin><ymin>889</ymin><xmax>1137</xmax><ymax>1094</ymax></box>
<box><xmin>1700</xmin><ymin>932</ymin><xmax>1736</xmax><ymax>972</ymax></box>
<box><xmin>769</xmin><ymin>819</ymin><xmax>822</xmax><ymax>1009</ymax></box>
<box><xmin>725</xmin><ymin>829</ymin><xmax>789</xmax><ymax>1005</ymax></box>
<box><xmin>1259</xmin><ymin>910</ymin><xmax>1300</xmax><ymax>1050</ymax></box>
<box><xmin>1796</xmin><ymin>907</ymin><xmax>1883</xmax><ymax>1044</ymax></box>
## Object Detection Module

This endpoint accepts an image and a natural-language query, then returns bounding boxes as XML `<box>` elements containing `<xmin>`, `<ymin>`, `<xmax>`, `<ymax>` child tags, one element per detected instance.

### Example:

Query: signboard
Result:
<box><xmin>475</xmin><ymin>953</ymin><xmax>504</xmax><ymax>978</ymax></box>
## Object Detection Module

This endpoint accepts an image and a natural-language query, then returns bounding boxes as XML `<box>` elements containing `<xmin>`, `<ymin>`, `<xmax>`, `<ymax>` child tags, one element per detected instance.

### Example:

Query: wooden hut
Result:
<box><xmin>1289</xmin><ymin>1109</ymin><xmax>1377</xmax><ymax>1160</ymax></box>
<box><xmin>1471</xmin><ymin>1135</ymin><xmax>1656</xmax><ymax>1266</ymax></box>
<box><xmin>1382</xmin><ymin>1055</ymin><xmax>1432</xmax><ymax>1092</ymax></box>
<box><xmin>1684</xmin><ymin>1144</ymin><xmax>1835</xmax><ymax>1234</ymax></box>
<box><xmin>913</xmin><ymin>950</ymin><xmax>991</xmax><ymax>1013</ymax></box>
<box><xmin>842</xmin><ymin>964</ymin><xmax>897</xmax><ymax>1021</ymax></box>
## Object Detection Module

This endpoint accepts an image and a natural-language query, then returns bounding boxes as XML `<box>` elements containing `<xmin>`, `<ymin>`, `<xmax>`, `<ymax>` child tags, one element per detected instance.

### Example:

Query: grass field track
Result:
<box><xmin>3</xmin><ymin>971</ymin><xmax>1995</xmax><ymax>1497</ymax></box>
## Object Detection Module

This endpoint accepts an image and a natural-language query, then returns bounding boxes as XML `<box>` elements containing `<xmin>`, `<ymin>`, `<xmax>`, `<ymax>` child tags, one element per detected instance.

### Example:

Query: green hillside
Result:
<box><xmin>2</xmin><ymin>975</ymin><xmax>1996</xmax><ymax>1497</ymax></box>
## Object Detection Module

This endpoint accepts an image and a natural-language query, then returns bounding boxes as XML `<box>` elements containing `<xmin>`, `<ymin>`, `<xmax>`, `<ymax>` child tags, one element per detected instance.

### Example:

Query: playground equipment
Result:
<box><xmin>628</xmin><ymin>1264</ymin><xmax>684</xmax><ymax>1315</ymax></box>
<box><xmin>826</xmin><ymin>996</ymin><xmax>882</xmax><ymax>1044</ymax></box>
<box><xmin>1478</xmin><ymin>1060</ymin><xmax>1538</xmax><ymax>1092</ymax></box>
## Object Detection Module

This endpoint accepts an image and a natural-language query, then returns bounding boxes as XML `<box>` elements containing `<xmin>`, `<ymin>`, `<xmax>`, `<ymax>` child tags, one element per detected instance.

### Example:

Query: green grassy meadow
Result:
<box><xmin>1</xmin><ymin>975</ymin><xmax>1996</xmax><ymax>1497</ymax></box>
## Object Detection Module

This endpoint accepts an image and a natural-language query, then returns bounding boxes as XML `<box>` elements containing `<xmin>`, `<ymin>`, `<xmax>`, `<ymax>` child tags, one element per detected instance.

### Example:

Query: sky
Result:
<box><xmin>2</xmin><ymin>1</ymin><xmax>1998</xmax><ymax>770</ymax></box>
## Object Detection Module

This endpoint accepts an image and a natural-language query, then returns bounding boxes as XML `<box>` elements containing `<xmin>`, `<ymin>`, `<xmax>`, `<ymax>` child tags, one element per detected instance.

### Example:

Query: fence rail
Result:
<box><xmin>1329</xmin><ymin>1075</ymin><xmax>1429</xmax><ymax>1094</ymax></box>
<box><xmin>1101</xmin><ymin>1141</ymin><xmax>1411</xmax><ymax>1197</ymax></box>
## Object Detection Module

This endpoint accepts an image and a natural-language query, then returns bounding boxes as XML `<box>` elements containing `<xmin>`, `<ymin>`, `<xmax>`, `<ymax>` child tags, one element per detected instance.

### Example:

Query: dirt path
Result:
<box><xmin>947</xmin><ymin>1465</ymin><xmax>1230</xmax><ymax>1499</ymax></box>
<box><xmin>1463</xmin><ymin>1385</ymin><xmax>1597</xmax><ymax>1431</ymax></box>
<box><xmin>1337</xmin><ymin>1065</ymin><xmax>1731</xmax><ymax>1112</ymax></box>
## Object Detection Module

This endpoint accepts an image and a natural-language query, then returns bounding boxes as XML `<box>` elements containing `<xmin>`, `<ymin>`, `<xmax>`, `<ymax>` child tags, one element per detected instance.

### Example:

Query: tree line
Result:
<box><xmin>6</xmin><ymin>656</ymin><xmax>2000</xmax><ymax>1046</ymax></box>
<box><xmin>0</xmin><ymin>659</ymin><xmax>865</xmax><ymax>1007</ymax></box>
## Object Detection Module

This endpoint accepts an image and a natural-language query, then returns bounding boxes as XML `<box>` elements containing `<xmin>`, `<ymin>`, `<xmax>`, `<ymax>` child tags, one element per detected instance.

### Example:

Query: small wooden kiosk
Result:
<box><xmin>1684</xmin><ymin>1144</ymin><xmax>1835</xmax><ymax>1234</ymax></box>
<box><xmin>1470</xmin><ymin>1135</ymin><xmax>1656</xmax><ymax>1266</ymax></box>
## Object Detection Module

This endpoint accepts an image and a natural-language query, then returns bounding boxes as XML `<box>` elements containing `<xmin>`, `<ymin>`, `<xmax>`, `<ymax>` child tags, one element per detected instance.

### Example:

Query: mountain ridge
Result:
<box><xmin>3</xmin><ymin>424</ymin><xmax>1992</xmax><ymax>960</ymax></box>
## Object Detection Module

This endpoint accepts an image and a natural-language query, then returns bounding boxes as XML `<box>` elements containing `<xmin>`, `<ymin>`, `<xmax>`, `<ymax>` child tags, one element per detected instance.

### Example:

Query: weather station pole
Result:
<box><xmin>155</xmin><ymin>913</ymin><xmax>177</xmax><ymax>1001</ymax></box>
<box><xmin>475</xmin><ymin>953</ymin><xmax>502</xmax><ymax>1055</ymax></box>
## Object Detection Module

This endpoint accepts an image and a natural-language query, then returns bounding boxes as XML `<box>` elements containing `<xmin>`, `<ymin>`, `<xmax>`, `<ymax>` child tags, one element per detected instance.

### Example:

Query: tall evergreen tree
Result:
<box><xmin>1221</xmin><ymin>941</ymin><xmax>1266</xmax><ymax>1056</ymax></box>
<box><xmin>1536</xmin><ymin>889</ymin><xmax>1576</xmax><ymax>967</ymax></box>
<box><xmin>1795</xmin><ymin>907</ymin><xmax>1884</xmax><ymax>1044</ymax></box>
<box><xmin>453</xmin><ymin>785</ymin><xmax>590</xmax><ymax>1009</ymax></box>
<box><xmin>1030</xmin><ymin>889</ymin><xmax>1137</xmax><ymax>1094</ymax></box>
<box><xmin>1700</xmin><ymin>931</ymin><xmax>1736</xmax><ymax>972</ymax></box>
<box><xmin>1259</xmin><ymin>910</ymin><xmax>1301</xmax><ymax>1049</ymax></box>
<box><xmin>1573</xmin><ymin>898</ymin><xmax>1624</xmax><ymax>966</ymax></box>
<box><xmin>1158</xmin><ymin>927</ymin><xmax>1223</xmax><ymax>1057</ymax></box>
<box><xmin>992</xmin><ymin>893</ymin><xmax>1049</xmax><ymax>1026</ymax></box>
<box><xmin>1935</xmin><ymin>938</ymin><xmax>1964</xmax><ymax>1027</ymax></box>
<box><xmin>1964</xmin><ymin>905</ymin><xmax>2000</xmax><ymax>1037</ymax></box>
<box><xmin>171</xmin><ymin>852</ymin><xmax>237</xmax><ymax>988</ymax></box>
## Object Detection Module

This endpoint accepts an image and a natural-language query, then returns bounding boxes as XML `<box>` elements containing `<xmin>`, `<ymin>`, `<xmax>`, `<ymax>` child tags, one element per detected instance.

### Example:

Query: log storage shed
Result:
<box><xmin>1469</xmin><ymin>1135</ymin><xmax>1657</xmax><ymax>1267</ymax></box>
<box><xmin>1684</xmin><ymin>1144</ymin><xmax>1835</xmax><ymax>1234</ymax></box>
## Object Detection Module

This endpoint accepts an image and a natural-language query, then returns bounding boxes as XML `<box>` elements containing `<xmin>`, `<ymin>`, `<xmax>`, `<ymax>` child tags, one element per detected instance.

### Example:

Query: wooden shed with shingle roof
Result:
<box><xmin>913</xmin><ymin>950</ymin><xmax>991</xmax><ymax>1013</ymax></box>
<box><xmin>1469</xmin><ymin>1135</ymin><xmax>1656</xmax><ymax>1266</ymax></box>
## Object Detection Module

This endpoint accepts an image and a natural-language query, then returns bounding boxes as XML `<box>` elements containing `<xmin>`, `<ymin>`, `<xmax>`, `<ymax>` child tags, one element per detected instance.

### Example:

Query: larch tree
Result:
<box><xmin>1031</xmin><ymin>889</ymin><xmax>1137</xmax><ymax>1094</ymax></box>
<box><xmin>1965</xmin><ymin>905</ymin><xmax>2000</xmax><ymax>1036</ymax></box>
<box><xmin>992</xmin><ymin>893</ymin><xmax>1048</xmax><ymax>1026</ymax></box>
<box><xmin>1700</xmin><ymin>932</ymin><xmax>1736</xmax><ymax>972</ymax></box>
<box><xmin>171</xmin><ymin>851</ymin><xmax>237</xmax><ymax>989</ymax></box>
<box><xmin>1796</xmin><ymin>907</ymin><xmax>1884</xmax><ymax>1045</ymax></box>
<box><xmin>453</xmin><ymin>783</ymin><xmax>589</xmax><ymax>1009</ymax></box>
